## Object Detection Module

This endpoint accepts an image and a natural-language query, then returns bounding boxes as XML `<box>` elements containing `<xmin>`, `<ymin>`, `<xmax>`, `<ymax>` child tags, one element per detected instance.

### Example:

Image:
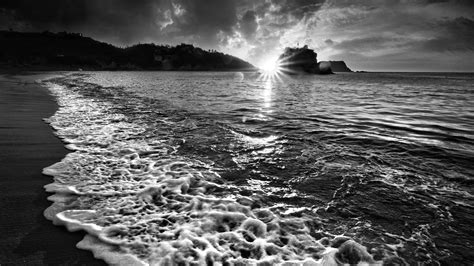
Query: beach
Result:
<box><xmin>0</xmin><ymin>74</ymin><xmax>104</xmax><ymax>265</ymax></box>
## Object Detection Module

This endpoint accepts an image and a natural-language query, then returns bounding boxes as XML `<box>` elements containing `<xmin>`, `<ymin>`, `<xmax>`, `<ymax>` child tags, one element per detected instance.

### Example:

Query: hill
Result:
<box><xmin>0</xmin><ymin>31</ymin><xmax>256</xmax><ymax>71</ymax></box>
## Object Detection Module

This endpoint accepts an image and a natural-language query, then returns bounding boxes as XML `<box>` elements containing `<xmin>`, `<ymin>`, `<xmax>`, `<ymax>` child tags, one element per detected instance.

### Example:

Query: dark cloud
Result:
<box><xmin>324</xmin><ymin>39</ymin><xmax>334</xmax><ymax>45</ymax></box>
<box><xmin>168</xmin><ymin>0</ymin><xmax>238</xmax><ymax>46</ymax></box>
<box><xmin>240</xmin><ymin>10</ymin><xmax>258</xmax><ymax>39</ymax></box>
<box><xmin>0</xmin><ymin>0</ymin><xmax>87</xmax><ymax>27</ymax></box>
<box><xmin>331</xmin><ymin>16</ymin><xmax>474</xmax><ymax>55</ymax></box>
<box><xmin>85</xmin><ymin>0</ymin><xmax>167</xmax><ymax>44</ymax></box>
<box><xmin>0</xmin><ymin>0</ymin><xmax>167</xmax><ymax>44</ymax></box>
<box><xmin>269</xmin><ymin>0</ymin><xmax>325</xmax><ymax>19</ymax></box>
<box><xmin>251</xmin><ymin>0</ymin><xmax>325</xmax><ymax>32</ymax></box>
<box><xmin>417</xmin><ymin>17</ymin><xmax>474</xmax><ymax>52</ymax></box>
<box><xmin>332</xmin><ymin>36</ymin><xmax>407</xmax><ymax>52</ymax></box>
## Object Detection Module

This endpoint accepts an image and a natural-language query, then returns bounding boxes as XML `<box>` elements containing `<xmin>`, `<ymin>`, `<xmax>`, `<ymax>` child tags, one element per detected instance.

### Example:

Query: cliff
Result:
<box><xmin>278</xmin><ymin>45</ymin><xmax>319</xmax><ymax>74</ymax></box>
<box><xmin>277</xmin><ymin>45</ymin><xmax>333</xmax><ymax>75</ymax></box>
<box><xmin>0</xmin><ymin>31</ymin><xmax>256</xmax><ymax>71</ymax></box>
<box><xmin>329</xmin><ymin>61</ymin><xmax>352</xmax><ymax>72</ymax></box>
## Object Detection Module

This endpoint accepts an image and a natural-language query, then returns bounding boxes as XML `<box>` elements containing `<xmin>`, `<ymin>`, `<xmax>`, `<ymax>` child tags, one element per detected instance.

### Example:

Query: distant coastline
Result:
<box><xmin>0</xmin><ymin>30</ymin><xmax>257</xmax><ymax>71</ymax></box>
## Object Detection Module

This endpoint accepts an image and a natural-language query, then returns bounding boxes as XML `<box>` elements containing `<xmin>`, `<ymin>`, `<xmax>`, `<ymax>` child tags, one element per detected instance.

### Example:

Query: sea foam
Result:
<box><xmin>41</xmin><ymin>76</ymin><xmax>403</xmax><ymax>265</ymax></box>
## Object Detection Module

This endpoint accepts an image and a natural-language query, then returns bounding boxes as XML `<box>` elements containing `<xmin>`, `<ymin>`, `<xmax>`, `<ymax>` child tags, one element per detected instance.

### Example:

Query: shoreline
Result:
<box><xmin>0</xmin><ymin>74</ymin><xmax>105</xmax><ymax>265</ymax></box>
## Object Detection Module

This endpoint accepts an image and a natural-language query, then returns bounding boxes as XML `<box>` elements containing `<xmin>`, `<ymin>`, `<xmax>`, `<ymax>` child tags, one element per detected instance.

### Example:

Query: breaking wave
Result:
<box><xmin>40</xmin><ymin>74</ymin><xmax>407</xmax><ymax>265</ymax></box>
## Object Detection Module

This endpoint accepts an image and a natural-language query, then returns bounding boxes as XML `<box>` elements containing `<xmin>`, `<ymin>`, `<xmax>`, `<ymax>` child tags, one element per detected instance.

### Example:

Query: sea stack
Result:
<box><xmin>278</xmin><ymin>45</ymin><xmax>333</xmax><ymax>75</ymax></box>
<box><xmin>329</xmin><ymin>61</ymin><xmax>352</xmax><ymax>72</ymax></box>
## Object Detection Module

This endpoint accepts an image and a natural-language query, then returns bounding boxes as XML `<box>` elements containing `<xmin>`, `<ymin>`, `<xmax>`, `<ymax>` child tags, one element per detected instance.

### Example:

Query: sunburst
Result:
<box><xmin>259</xmin><ymin>57</ymin><xmax>284</xmax><ymax>81</ymax></box>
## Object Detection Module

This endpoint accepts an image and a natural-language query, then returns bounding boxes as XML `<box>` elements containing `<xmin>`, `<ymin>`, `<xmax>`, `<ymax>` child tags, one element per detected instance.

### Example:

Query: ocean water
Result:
<box><xmin>41</xmin><ymin>71</ymin><xmax>474</xmax><ymax>265</ymax></box>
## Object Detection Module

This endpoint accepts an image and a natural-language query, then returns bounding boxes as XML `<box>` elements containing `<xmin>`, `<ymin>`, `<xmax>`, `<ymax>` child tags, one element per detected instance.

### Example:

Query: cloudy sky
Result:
<box><xmin>1</xmin><ymin>0</ymin><xmax>473</xmax><ymax>71</ymax></box>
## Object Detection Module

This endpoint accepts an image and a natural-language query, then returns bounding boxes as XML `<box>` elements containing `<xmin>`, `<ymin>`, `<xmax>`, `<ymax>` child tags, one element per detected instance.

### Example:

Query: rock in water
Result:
<box><xmin>278</xmin><ymin>45</ymin><xmax>334</xmax><ymax>74</ymax></box>
<box><xmin>278</xmin><ymin>45</ymin><xmax>319</xmax><ymax>74</ymax></box>
<box><xmin>329</xmin><ymin>61</ymin><xmax>352</xmax><ymax>72</ymax></box>
<box><xmin>318</xmin><ymin>61</ymin><xmax>333</xmax><ymax>75</ymax></box>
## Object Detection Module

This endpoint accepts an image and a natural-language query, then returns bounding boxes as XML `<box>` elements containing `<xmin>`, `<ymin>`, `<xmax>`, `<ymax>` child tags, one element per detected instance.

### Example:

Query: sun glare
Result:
<box><xmin>261</xmin><ymin>59</ymin><xmax>279</xmax><ymax>73</ymax></box>
<box><xmin>259</xmin><ymin>57</ymin><xmax>282</xmax><ymax>80</ymax></box>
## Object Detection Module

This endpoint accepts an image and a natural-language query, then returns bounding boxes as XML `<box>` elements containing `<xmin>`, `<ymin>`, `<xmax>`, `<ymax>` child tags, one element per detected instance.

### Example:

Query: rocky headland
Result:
<box><xmin>329</xmin><ymin>61</ymin><xmax>352</xmax><ymax>72</ymax></box>
<box><xmin>278</xmin><ymin>45</ymin><xmax>352</xmax><ymax>74</ymax></box>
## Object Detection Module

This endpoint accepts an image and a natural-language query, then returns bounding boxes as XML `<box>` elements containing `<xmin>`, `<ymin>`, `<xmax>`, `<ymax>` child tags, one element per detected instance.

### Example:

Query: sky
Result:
<box><xmin>1</xmin><ymin>0</ymin><xmax>473</xmax><ymax>72</ymax></box>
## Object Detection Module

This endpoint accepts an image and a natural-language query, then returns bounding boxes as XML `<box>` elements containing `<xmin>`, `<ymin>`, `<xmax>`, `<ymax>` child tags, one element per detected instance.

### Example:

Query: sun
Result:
<box><xmin>261</xmin><ymin>59</ymin><xmax>278</xmax><ymax>72</ymax></box>
<box><xmin>259</xmin><ymin>57</ymin><xmax>282</xmax><ymax>78</ymax></box>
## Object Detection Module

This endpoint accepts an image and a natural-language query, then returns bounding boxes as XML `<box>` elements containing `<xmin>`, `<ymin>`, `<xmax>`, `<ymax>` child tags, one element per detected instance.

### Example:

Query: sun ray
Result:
<box><xmin>258</xmin><ymin>57</ymin><xmax>285</xmax><ymax>81</ymax></box>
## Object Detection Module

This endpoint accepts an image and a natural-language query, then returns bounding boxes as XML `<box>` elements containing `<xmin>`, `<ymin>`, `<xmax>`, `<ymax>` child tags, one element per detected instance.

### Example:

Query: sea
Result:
<box><xmin>40</xmin><ymin>71</ymin><xmax>474</xmax><ymax>265</ymax></box>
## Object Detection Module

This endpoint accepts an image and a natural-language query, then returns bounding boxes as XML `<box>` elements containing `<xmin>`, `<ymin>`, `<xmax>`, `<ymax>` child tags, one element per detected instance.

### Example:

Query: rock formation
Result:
<box><xmin>277</xmin><ymin>45</ymin><xmax>353</xmax><ymax>75</ymax></box>
<box><xmin>329</xmin><ymin>61</ymin><xmax>352</xmax><ymax>72</ymax></box>
<box><xmin>317</xmin><ymin>61</ymin><xmax>333</xmax><ymax>75</ymax></box>
<box><xmin>278</xmin><ymin>45</ymin><xmax>321</xmax><ymax>74</ymax></box>
<box><xmin>277</xmin><ymin>45</ymin><xmax>333</xmax><ymax>75</ymax></box>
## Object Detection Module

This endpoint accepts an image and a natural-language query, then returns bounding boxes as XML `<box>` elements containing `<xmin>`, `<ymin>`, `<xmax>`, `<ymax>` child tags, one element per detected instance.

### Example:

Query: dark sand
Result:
<box><xmin>0</xmin><ymin>74</ymin><xmax>105</xmax><ymax>265</ymax></box>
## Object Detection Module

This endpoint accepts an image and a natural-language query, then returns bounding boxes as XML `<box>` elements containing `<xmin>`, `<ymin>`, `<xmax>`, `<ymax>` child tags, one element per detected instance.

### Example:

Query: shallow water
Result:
<box><xmin>41</xmin><ymin>71</ymin><xmax>474</xmax><ymax>265</ymax></box>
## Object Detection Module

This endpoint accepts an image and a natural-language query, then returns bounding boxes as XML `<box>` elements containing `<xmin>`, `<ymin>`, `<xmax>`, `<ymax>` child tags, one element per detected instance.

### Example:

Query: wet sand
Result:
<box><xmin>0</xmin><ymin>74</ymin><xmax>105</xmax><ymax>265</ymax></box>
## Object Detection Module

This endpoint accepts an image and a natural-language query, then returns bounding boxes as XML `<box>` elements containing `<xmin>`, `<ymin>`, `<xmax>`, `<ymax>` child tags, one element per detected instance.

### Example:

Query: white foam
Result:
<box><xmin>77</xmin><ymin>234</ymin><xmax>147</xmax><ymax>266</ymax></box>
<box><xmin>40</xmin><ymin>77</ymin><xmax>390</xmax><ymax>265</ymax></box>
<box><xmin>56</xmin><ymin>210</ymin><xmax>103</xmax><ymax>234</ymax></box>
